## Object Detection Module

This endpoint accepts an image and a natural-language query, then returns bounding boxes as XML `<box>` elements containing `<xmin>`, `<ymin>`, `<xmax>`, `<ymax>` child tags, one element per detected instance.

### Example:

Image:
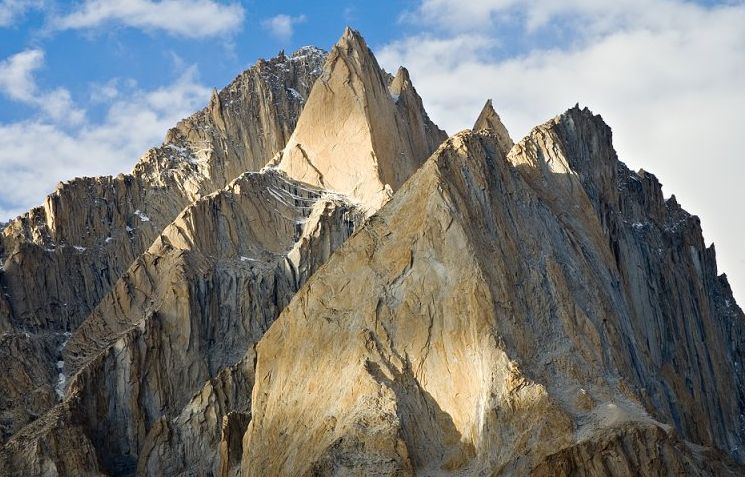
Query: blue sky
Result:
<box><xmin>0</xmin><ymin>1</ymin><xmax>416</xmax><ymax>124</ymax></box>
<box><xmin>1</xmin><ymin>0</ymin><xmax>744</xmax><ymax>302</ymax></box>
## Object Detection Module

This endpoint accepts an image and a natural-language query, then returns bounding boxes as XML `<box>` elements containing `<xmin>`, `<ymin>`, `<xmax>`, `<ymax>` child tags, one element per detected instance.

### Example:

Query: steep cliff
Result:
<box><xmin>0</xmin><ymin>170</ymin><xmax>363</xmax><ymax>476</ymax></box>
<box><xmin>0</xmin><ymin>47</ymin><xmax>326</xmax><ymax>444</ymax></box>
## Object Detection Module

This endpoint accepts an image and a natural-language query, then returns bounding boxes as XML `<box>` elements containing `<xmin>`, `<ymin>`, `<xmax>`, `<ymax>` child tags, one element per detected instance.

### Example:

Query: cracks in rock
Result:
<box><xmin>296</xmin><ymin>144</ymin><xmax>326</xmax><ymax>188</ymax></box>
<box><xmin>416</xmin><ymin>300</ymin><xmax>435</xmax><ymax>385</ymax></box>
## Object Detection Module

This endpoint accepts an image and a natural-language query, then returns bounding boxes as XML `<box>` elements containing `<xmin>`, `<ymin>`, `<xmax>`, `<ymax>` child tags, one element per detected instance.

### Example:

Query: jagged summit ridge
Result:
<box><xmin>275</xmin><ymin>27</ymin><xmax>447</xmax><ymax>214</ymax></box>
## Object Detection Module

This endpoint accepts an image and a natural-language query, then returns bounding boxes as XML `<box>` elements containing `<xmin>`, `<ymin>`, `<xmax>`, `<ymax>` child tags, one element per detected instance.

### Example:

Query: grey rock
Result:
<box><xmin>0</xmin><ymin>46</ymin><xmax>326</xmax><ymax>445</ymax></box>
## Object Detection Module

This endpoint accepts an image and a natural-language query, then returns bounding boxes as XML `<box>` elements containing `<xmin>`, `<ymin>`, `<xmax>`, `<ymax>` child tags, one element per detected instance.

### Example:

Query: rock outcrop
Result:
<box><xmin>1</xmin><ymin>27</ymin><xmax>743</xmax><ymax>477</ymax></box>
<box><xmin>1</xmin><ymin>170</ymin><xmax>363</xmax><ymax>476</ymax></box>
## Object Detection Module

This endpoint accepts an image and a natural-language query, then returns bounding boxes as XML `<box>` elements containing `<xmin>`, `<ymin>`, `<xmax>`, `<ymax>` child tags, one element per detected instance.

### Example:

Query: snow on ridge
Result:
<box><xmin>291</xmin><ymin>46</ymin><xmax>325</xmax><ymax>60</ymax></box>
<box><xmin>287</xmin><ymin>87</ymin><xmax>304</xmax><ymax>101</ymax></box>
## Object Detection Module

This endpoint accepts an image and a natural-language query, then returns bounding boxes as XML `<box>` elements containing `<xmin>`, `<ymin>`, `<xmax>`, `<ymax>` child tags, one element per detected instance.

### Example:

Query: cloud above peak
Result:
<box><xmin>261</xmin><ymin>14</ymin><xmax>307</xmax><ymax>42</ymax></box>
<box><xmin>50</xmin><ymin>0</ymin><xmax>245</xmax><ymax>38</ymax></box>
<box><xmin>403</xmin><ymin>0</ymin><xmax>714</xmax><ymax>34</ymax></box>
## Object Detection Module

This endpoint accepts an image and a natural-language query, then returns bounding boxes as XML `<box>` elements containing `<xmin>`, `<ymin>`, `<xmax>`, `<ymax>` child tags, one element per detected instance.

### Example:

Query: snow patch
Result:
<box><xmin>240</xmin><ymin>256</ymin><xmax>258</xmax><ymax>262</ymax></box>
<box><xmin>287</xmin><ymin>87</ymin><xmax>304</xmax><ymax>101</ymax></box>
<box><xmin>55</xmin><ymin>332</ymin><xmax>72</xmax><ymax>400</ymax></box>
<box><xmin>73</xmin><ymin>245</ymin><xmax>87</xmax><ymax>252</ymax></box>
<box><xmin>134</xmin><ymin>210</ymin><xmax>150</xmax><ymax>222</ymax></box>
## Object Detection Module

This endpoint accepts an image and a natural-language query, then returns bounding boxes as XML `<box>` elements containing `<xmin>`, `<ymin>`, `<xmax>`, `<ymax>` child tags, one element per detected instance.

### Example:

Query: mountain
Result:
<box><xmin>0</xmin><ymin>45</ymin><xmax>326</xmax><ymax>446</ymax></box>
<box><xmin>1</xmin><ymin>28</ymin><xmax>744</xmax><ymax>477</ymax></box>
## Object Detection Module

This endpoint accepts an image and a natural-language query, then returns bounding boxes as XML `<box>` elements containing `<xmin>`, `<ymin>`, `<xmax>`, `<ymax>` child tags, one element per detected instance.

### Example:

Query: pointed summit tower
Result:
<box><xmin>276</xmin><ymin>27</ymin><xmax>447</xmax><ymax>213</ymax></box>
<box><xmin>473</xmin><ymin>99</ymin><xmax>514</xmax><ymax>157</ymax></box>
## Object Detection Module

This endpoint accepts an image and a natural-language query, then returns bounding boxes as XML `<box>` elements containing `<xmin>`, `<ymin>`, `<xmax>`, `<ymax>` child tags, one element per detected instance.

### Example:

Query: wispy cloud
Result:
<box><xmin>0</xmin><ymin>48</ymin><xmax>85</xmax><ymax>123</ymax></box>
<box><xmin>261</xmin><ymin>13</ymin><xmax>306</xmax><ymax>42</ymax></box>
<box><xmin>0</xmin><ymin>49</ymin><xmax>210</xmax><ymax>220</ymax></box>
<box><xmin>400</xmin><ymin>0</ymin><xmax>704</xmax><ymax>34</ymax></box>
<box><xmin>382</xmin><ymin>0</ymin><xmax>745</xmax><ymax>301</ymax></box>
<box><xmin>49</xmin><ymin>0</ymin><xmax>245</xmax><ymax>38</ymax></box>
<box><xmin>0</xmin><ymin>0</ymin><xmax>43</xmax><ymax>27</ymax></box>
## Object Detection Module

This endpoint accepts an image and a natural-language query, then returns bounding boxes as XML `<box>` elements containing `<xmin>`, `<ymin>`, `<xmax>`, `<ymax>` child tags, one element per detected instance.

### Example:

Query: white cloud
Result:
<box><xmin>0</xmin><ymin>48</ymin><xmax>42</xmax><ymax>100</ymax></box>
<box><xmin>0</xmin><ymin>0</ymin><xmax>43</xmax><ymax>27</ymax></box>
<box><xmin>380</xmin><ymin>0</ymin><xmax>745</xmax><ymax>302</ymax></box>
<box><xmin>0</xmin><ymin>49</ymin><xmax>85</xmax><ymax>123</ymax></box>
<box><xmin>0</xmin><ymin>64</ymin><xmax>210</xmax><ymax>221</ymax></box>
<box><xmin>402</xmin><ymin>0</ymin><xmax>710</xmax><ymax>34</ymax></box>
<box><xmin>261</xmin><ymin>14</ymin><xmax>306</xmax><ymax>42</ymax></box>
<box><xmin>89</xmin><ymin>78</ymin><xmax>120</xmax><ymax>103</ymax></box>
<box><xmin>50</xmin><ymin>0</ymin><xmax>244</xmax><ymax>38</ymax></box>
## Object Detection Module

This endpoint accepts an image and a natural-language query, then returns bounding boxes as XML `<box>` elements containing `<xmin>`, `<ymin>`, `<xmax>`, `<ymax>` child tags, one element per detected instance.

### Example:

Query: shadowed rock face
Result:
<box><xmin>1</xmin><ymin>27</ymin><xmax>744</xmax><ymax>477</ymax></box>
<box><xmin>512</xmin><ymin>107</ymin><xmax>745</xmax><ymax>462</ymax></box>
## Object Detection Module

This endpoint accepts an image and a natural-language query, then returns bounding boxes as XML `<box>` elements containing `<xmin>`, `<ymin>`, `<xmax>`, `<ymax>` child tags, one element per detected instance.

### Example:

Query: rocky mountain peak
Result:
<box><xmin>388</xmin><ymin>66</ymin><xmax>412</xmax><ymax>93</ymax></box>
<box><xmin>275</xmin><ymin>29</ymin><xmax>446</xmax><ymax>214</ymax></box>
<box><xmin>473</xmin><ymin>99</ymin><xmax>514</xmax><ymax>157</ymax></box>
<box><xmin>0</xmin><ymin>45</ymin><xmax>328</xmax><ymax>450</ymax></box>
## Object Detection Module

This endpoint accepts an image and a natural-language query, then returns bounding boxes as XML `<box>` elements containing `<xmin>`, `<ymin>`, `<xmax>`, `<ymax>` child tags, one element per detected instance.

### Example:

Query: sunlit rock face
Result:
<box><xmin>240</xmin><ymin>115</ymin><xmax>744</xmax><ymax>476</ymax></box>
<box><xmin>275</xmin><ymin>27</ymin><xmax>447</xmax><ymax>214</ymax></box>
<box><xmin>1</xmin><ymin>28</ymin><xmax>744</xmax><ymax>477</ymax></box>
